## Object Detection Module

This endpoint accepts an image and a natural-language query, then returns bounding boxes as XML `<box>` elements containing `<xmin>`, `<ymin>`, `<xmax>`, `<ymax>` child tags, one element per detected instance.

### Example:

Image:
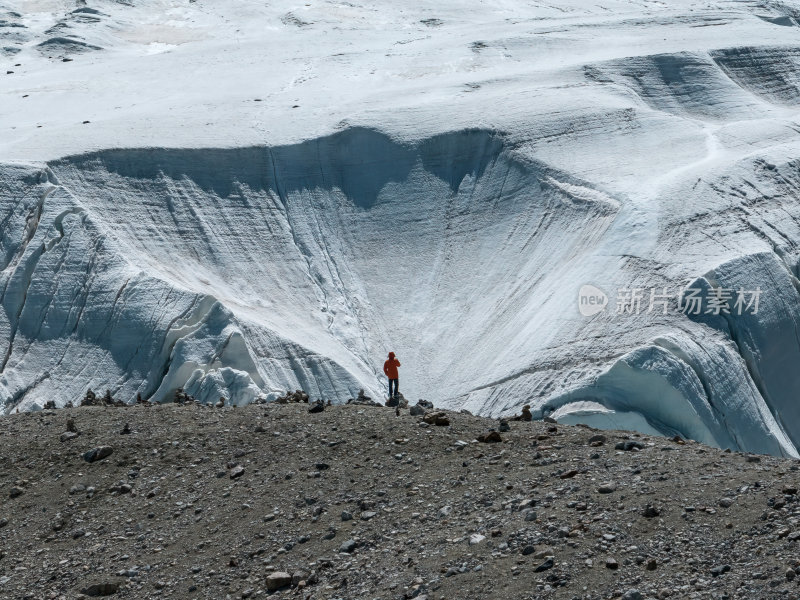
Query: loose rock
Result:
<box><xmin>477</xmin><ymin>431</ymin><xmax>502</xmax><ymax>443</ymax></box>
<box><xmin>81</xmin><ymin>582</ymin><xmax>121</xmax><ymax>596</ymax></box>
<box><xmin>83</xmin><ymin>446</ymin><xmax>113</xmax><ymax>463</ymax></box>
<box><xmin>265</xmin><ymin>571</ymin><xmax>292</xmax><ymax>592</ymax></box>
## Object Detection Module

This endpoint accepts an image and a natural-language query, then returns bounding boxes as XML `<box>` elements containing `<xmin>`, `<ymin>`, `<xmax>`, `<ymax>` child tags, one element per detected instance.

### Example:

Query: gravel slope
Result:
<box><xmin>2</xmin><ymin>401</ymin><xmax>800</xmax><ymax>600</ymax></box>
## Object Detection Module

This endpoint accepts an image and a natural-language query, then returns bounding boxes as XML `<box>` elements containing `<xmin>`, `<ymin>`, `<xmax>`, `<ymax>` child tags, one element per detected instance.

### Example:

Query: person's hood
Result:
<box><xmin>388</xmin><ymin>352</ymin><xmax>395</xmax><ymax>359</ymax></box>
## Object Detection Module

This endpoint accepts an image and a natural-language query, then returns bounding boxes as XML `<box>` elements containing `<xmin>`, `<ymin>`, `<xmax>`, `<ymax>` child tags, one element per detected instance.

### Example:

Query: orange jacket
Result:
<box><xmin>383</xmin><ymin>352</ymin><xmax>401</xmax><ymax>379</ymax></box>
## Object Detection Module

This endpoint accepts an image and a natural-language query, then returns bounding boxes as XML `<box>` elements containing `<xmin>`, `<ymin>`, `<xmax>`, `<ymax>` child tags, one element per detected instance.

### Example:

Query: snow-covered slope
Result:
<box><xmin>3</xmin><ymin>0</ymin><xmax>800</xmax><ymax>456</ymax></box>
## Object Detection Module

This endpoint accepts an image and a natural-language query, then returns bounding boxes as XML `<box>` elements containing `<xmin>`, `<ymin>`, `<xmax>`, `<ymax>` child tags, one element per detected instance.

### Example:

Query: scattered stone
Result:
<box><xmin>81</xmin><ymin>389</ymin><xmax>99</xmax><ymax>407</ymax></box>
<box><xmin>60</xmin><ymin>431</ymin><xmax>79</xmax><ymax>442</ymax></box>
<box><xmin>498</xmin><ymin>420</ymin><xmax>510</xmax><ymax>432</ymax></box>
<box><xmin>423</xmin><ymin>412</ymin><xmax>450</xmax><ymax>426</ymax></box>
<box><xmin>9</xmin><ymin>487</ymin><xmax>23</xmax><ymax>499</ymax></box>
<box><xmin>291</xmin><ymin>570</ymin><xmax>308</xmax><ymax>586</ymax></box>
<box><xmin>265</xmin><ymin>572</ymin><xmax>292</xmax><ymax>592</ymax></box>
<box><xmin>339</xmin><ymin>539</ymin><xmax>357</xmax><ymax>553</ymax></box>
<box><xmin>597</xmin><ymin>482</ymin><xmax>616</xmax><ymax>494</ymax></box>
<box><xmin>81</xmin><ymin>582</ymin><xmax>120</xmax><ymax>596</ymax></box>
<box><xmin>277</xmin><ymin>390</ymin><xmax>309</xmax><ymax>404</ymax></box>
<box><xmin>642</xmin><ymin>504</ymin><xmax>660</xmax><ymax>518</ymax></box>
<box><xmin>348</xmin><ymin>389</ymin><xmax>381</xmax><ymax>407</ymax></box>
<box><xmin>109</xmin><ymin>481</ymin><xmax>132</xmax><ymax>494</ymax></box>
<box><xmin>308</xmin><ymin>400</ymin><xmax>325</xmax><ymax>413</ymax></box>
<box><xmin>172</xmin><ymin>388</ymin><xmax>195</xmax><ymax>404</ymax></box>
<box><xmin>621</xmin><ymin>590</ymin><xmax>643</xmax><ymax>600</ymax></box>
<box><xmin>386</xmin><ymin>393</ymin><xmax>408</xmax><ymax>409</ymax></box>
<box><xmin>605</xmin><ymin>558</ymin><xmax>619</xmax><ymax>570</ymax></box>
<box><xmin>83</xmin><ymin>446</ymin><xmax>113</xmax><ymax>463</ymax></box>
<box><xmin>510</xmin><ymin>404</ymin><xmax>532</xmax><ymax>422</ymax></box>
<box><xmin>711</xmin><ymin>564</ymin><xmax>731</xmax><ymax>577</ymax></box>
<box><xmin>469</xmin><ymin>533</ymin><xmax>486</xmax><ymax>545</ymax></box>
<box><xmin>230</xmin><ymin>466</ymin><xmax>245</xmax><ymax>479</ymax></box>
<box><xmin>718</xmin><ymin>497</ymin><xmax>734</xmax><ymax>508</ymax></box>
<box><xmin>477</xmin><ymin>431</ymin><xmax>502</xmax><ymax>443</ymax></box>
<box><xmin>615</xmin><ymin>440</ymin><xmax>645</xmax><ymax>451</ymax></box>
<box><xmin>51</xmin><ymin>515</ymin><xmax>65</xmax><ymax>531</ymax></box>
<box><xmin>409</xmin><ymin>403</ymin><xmax>425</xmax><ymax>416</ymax></box>
<box><xmin>534</xmin><ymin>557</ymin><xmax>554</xmax><ymax>572</ymax></box>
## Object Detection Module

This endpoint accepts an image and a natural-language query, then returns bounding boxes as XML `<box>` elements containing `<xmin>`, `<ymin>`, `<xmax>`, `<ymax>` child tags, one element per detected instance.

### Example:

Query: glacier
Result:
<box><xmin>3</xmin><ymin>0</ymin><xmax>800</xmax><ymax>455</ymax></box>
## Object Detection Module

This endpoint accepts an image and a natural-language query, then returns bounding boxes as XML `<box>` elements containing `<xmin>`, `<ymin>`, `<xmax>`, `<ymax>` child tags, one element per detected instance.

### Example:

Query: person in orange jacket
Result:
<box><xmin>383</xmin><ymin>352</ymin><xmax>401</xmax><ymax>400</ymax></box>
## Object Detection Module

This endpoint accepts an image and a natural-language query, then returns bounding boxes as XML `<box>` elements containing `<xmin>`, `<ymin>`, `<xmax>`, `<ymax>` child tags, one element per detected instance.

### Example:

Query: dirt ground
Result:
<box><xmin>1</xmin><ymin>401</ymin><xmax>800</xmax><ymax>600</ymax></box>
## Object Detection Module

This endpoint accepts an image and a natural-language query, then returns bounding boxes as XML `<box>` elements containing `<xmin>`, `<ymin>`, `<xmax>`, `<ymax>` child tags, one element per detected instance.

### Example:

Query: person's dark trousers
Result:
<box><xmin>388</xmin><ymin>378</ymin><xmax>399</xmax><ymax>398</ymax></box>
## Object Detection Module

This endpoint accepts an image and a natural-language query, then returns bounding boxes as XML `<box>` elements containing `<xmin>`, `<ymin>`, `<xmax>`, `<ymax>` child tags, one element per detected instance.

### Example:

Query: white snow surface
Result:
<box><xmin>3</xmin><ymin>0</ymin><xmax>800</xmax><ymax>455</ymax></box>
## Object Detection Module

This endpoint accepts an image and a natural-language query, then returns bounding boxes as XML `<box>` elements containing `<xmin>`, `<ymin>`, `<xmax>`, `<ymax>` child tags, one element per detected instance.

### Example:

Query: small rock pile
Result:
<box><xmin>80</xmin><ymin>389</ymin><xmax>125</xmax><ymax>408</ymax></box>
<box><xmin>347</xmin><ymin>389</ymin><xmax>382</xmax><ymax>407</ymax></box>
<box><xmin>171</xmin><ymin>388</ymin><xmax>197</xmax><ymax>405</ymax></box>
<box><xmin>276</xmin><ymin>390</ymin><xmax>309</xmax><ymax>404</ymax></box>
<box><xmin>385</xmin><ymin>392</ymin><xmax>409</xmax><ymax>409</ymax></box>
<box><xmin>422</xmin><ymin>411</ymin><xmax>450</xmax><ymax>426</ymax></box>
<box><xmin>409</xmin><ymin>399</ymin><xmax>434</xmax><ymax>416</ymax></box>
<box><xmin>510</xmin><ymin>404</ymin><xmax>533</xmax><ymax>421</ymax></box>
